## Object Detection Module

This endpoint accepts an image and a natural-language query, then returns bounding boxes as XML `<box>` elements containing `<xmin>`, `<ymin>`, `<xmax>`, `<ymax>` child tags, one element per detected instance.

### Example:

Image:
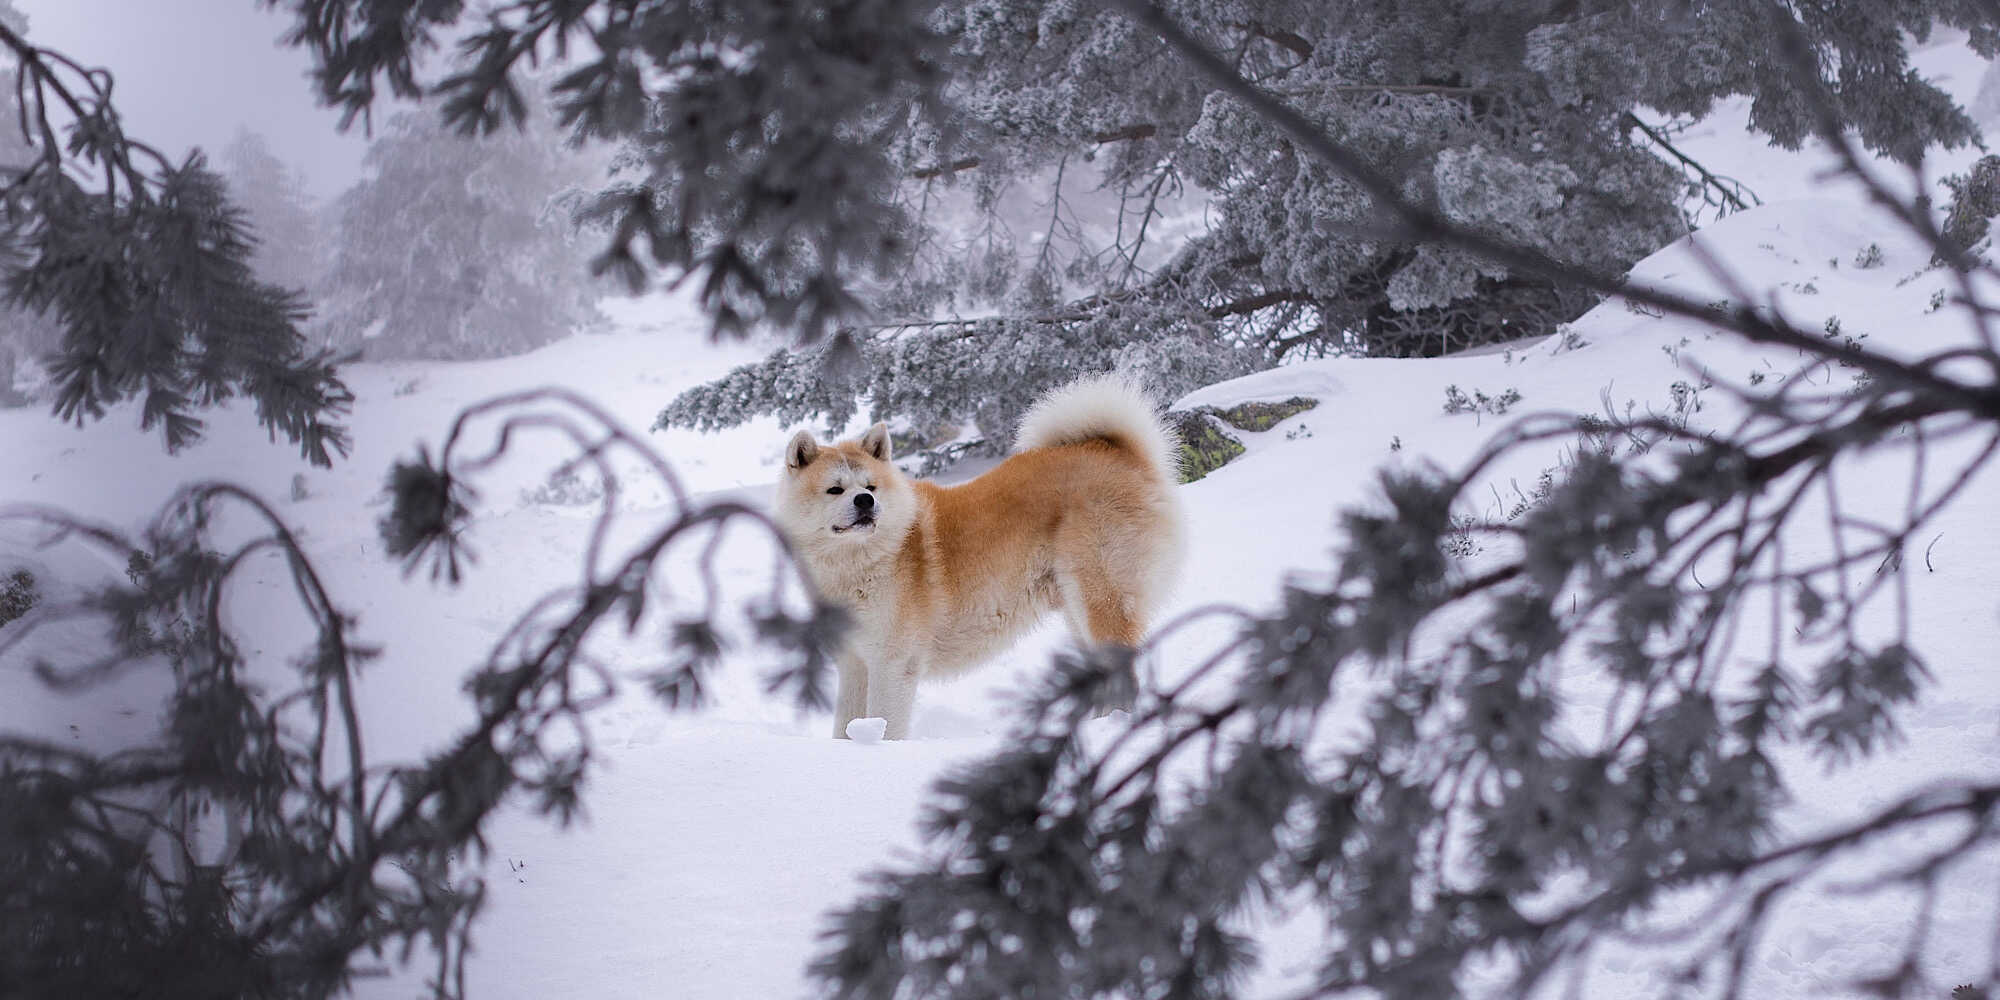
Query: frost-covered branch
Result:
<box><xmin>1623</xmin><ymin>112</ymin><xmax>1762</xmax><ymax>224</ymax></box>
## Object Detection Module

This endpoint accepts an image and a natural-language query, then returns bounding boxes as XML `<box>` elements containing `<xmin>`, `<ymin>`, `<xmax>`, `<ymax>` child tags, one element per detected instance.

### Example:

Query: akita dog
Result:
<box><xmin>774</xmin><ymin>376</ymin><xmax>1185</xmax><ymax>739</ymax></box>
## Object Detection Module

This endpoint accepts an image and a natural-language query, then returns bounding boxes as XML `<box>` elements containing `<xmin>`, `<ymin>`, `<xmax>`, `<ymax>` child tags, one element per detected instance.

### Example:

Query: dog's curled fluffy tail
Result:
<box><xmin>1013</xmin><ymin>375</ymin><xmax>1182</xmax><ymax>486</ymax></box>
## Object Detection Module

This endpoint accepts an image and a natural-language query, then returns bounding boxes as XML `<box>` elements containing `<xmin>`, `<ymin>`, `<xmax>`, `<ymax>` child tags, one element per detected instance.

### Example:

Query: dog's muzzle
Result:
<box><xmin>832</xmin><ymin>494</ymin><xmax>877</xmax><ymax>534</ymax></box>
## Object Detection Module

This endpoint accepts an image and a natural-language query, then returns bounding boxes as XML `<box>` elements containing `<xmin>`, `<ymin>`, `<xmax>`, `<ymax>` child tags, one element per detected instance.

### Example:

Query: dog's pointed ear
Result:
<box><xmin>859</xmin><ymin>422</ymin><xmax>892</xmax><ymax>462</ymax></box>
<box><xmin>785</xmin><ymin>430</ymin><xmax>820</xmax><ymax>471</ymax></box>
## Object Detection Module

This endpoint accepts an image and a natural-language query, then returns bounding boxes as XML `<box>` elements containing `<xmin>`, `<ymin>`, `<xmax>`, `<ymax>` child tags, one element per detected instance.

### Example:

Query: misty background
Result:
<box><xmin>18</xmin><ymin>0</ymin><xmax>368</xmax><ymax>197</ymax></box>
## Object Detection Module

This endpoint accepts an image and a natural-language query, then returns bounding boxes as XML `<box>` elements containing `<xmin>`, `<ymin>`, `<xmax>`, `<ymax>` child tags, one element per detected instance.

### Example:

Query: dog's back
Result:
<box><xmin>896</xmin><ymin>377</ymin><xmax>1184</xmax><ymax>676</ymax></box>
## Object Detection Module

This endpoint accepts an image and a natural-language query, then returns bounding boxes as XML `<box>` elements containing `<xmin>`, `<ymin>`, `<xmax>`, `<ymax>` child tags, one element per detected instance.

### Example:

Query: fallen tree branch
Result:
<box><xmin>1624</xmin><ymin>111</ymin><xmax>1760</xmax><ymax>217</ymax></box>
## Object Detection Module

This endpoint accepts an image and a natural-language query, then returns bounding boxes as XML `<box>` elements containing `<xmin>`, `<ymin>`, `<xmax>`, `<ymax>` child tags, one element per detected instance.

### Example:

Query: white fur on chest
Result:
<box><xmin>805</xmin><ymin>557</ymin><xmax>903</xmax><ymax>660</ymax></box>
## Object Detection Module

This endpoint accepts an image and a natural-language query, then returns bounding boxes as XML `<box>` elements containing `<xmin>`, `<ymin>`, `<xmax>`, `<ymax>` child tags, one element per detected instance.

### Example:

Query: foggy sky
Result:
<box><xmin>16</xmin><ymin>0</ymin><xmax>375</xmax><ymax>199</ymax></box>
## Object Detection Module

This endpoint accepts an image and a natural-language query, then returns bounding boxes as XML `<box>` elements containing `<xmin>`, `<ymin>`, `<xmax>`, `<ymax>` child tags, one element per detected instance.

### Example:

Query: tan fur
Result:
<box><xmin>773</xmin><ymin>380</ymin><xmax>1183</xmax><ymax>739</ymax></box>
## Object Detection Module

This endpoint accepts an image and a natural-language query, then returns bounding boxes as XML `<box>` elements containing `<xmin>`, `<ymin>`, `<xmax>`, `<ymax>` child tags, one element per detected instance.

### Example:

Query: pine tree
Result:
<box><xmin>657</xmin><ymin>0</ymin><xmax>1997</xmax><ymax>458</ymax></box>
<box><xmin>0</xmin><ymin>302</ymin><xmax>58</xmax><ymax>408</ymax></box>
<box><xmin>0</xmin><ymin>6</ymin><xmax>349</xmax><ymax>462</ymax></box>
<box><xmin>220</xmin><ymin>128</ymin><xmax>325</xmax><ymax>296</ymax></box>
<box><xmin>314</xmin><ymin>94</ymin><xmax>608</xmax><ymax>360</ymax></box>
<box><xmin>0</xmin><ymin>0</ymin><xmax>43</xmax><ymax>408</ymax></box>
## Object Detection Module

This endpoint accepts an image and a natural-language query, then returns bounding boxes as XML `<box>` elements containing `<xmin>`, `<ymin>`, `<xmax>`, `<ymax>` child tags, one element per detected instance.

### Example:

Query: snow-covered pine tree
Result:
<box><xmin>221</xmin><ymin>128</ymin><xmax>325</xmax><ymax>296</ymax></box>
<box><xmin>0</xmin><ymin>5</ymin><xmax>349</xmax><ymax>462</ymax></box>
<box><xmin>315</xmin><ymin>94</ymin><xmax>607</xmax><ymax>360</ymax></box>
<box><xmin>0</xmin><ymin>0</ymin><xmax>48</xmax><ymax>408</ymax></box>
<box><xmin>0</xmin><ymin>299</ymin><xmax>61</xmax><ymax>408</ymax></box>
<box><xmin>660</xmin><ymin>0</ymin><xmax>1997</xmax><ymax>456</ymax></box>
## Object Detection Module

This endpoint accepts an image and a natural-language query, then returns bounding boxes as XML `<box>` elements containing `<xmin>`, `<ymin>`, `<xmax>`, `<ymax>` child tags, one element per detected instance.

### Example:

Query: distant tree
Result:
<box><xmin>0</xmin><ymin>302</ymin><xmax>59</xmax><ymax>408</ymax></box>
<box><xmin>0</xmin><ymin>6</ymin><xmax>349</xmax><ymax>461</ymax></box>
<box><xmin>315</xmin><ymin>95</ymin><xmax>607</xmax><ymax>360</ymax></box>
<box><xmin>0</xmin><ymin>2</ymin><xmax>96</xmax><ymax>408</ymax></box>
<box><xmin>269</xmin><ymin>0</ymin><xmax>953</xmax><ymax>355</ymax></box>
<box><xmin>220</xmin><ymin>127</ymin><xmax>325</xmax><ymax>295</ymax></box>
<box><xmin>0</xmin><ymin>0</ymin><xmax>46</xmax><ymax>407</ymax></box>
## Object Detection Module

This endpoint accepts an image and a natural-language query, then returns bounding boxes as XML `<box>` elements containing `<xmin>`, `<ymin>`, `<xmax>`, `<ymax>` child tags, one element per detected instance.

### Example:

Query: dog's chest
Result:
<box><xmin>808</xmin><ymin>559</ymin><xmax>899</xmax><ymax>638</ymax></box>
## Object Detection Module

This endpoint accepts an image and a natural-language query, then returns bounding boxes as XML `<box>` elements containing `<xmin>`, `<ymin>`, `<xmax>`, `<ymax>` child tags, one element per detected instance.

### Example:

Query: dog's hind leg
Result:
<box><xmin>1059</xmin><ymin>570</ymin><xmax>1142</xmax><ymax>714</ymax></box>
<box><xmin>833</xmin><ymin>654</ymin><xmax>869</xmax><ymax>739</ymax></box>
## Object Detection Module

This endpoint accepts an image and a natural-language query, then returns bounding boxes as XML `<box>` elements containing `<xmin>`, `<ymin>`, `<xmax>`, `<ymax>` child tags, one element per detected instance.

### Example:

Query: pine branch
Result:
<box><xmin>0</xmin><ymin>20</ymin><xmax>351</xmax><ymax>464</ymax></box>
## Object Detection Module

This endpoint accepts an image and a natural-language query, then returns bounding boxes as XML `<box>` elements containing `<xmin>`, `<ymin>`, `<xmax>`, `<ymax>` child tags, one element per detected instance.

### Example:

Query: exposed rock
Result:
<box><xmin>1210</xmin><ymin>397</ymin><xmax>1318</xmax><ymax>432</ymax></box>
<box><xmin>1167</xmin><ymin>396</ymin><xmax>1318</xmax><ymax>482</ymax></box>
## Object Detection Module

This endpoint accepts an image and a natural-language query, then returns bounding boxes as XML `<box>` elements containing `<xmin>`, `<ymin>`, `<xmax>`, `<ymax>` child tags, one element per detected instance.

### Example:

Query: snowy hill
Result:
<box><xmin>6</xmin><ymin>46</ymin><xmax>2000</xmax><ymax>1000</ymax></box>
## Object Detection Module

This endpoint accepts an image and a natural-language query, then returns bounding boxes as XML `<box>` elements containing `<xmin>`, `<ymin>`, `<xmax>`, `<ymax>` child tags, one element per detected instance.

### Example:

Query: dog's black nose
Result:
<box><xmin>853</xmin><ymin>492</ymin><xmax>875</xmax><ymax>511</ymax></box>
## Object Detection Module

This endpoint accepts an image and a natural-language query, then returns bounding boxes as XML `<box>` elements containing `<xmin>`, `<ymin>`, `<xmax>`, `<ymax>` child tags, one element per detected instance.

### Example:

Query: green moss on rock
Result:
<box><xmin>1211</xmin><ymin>396</ymin><xmax>1318</xmax><ymax>432</ymax></box>
<box><xmin>1165</xmin><ymin>396</ymin><xmax>1318</xmax><ymax>482</ymax></box>
<box><xmin>1171</xmin><ymin>413</ymin><xmax>1244</xmax><ymax>483</ymax></box>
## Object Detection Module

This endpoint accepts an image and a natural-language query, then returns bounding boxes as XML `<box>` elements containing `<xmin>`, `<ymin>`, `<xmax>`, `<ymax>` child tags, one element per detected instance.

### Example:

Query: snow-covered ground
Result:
<box><xmin>6</xmin><ymin>37</ymin><xmax>2000</xmax><ymax>1000</ymax></box>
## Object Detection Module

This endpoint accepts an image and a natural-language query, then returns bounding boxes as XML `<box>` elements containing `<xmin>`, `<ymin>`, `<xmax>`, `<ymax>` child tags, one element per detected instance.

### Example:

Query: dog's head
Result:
<box><xmin>773</xmin><ymin>422</ymin><xmax>913</xmax><ymax>556</ymax></box>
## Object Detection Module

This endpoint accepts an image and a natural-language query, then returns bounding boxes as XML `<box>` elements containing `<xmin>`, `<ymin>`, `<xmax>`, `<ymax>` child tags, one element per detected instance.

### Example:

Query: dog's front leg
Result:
<box><xmin>833</xmin><ymin>654</ymin><xmax>869</xmax><ymax>739</ymax></box>
<box><xmin>866</xmin><ymin>656</ymin><xmax>921</xmax><ymax>740</ymax></box>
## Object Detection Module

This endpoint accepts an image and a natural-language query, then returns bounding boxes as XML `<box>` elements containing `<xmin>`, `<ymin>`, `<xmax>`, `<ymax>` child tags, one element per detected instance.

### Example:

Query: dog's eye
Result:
<box><xmin>826</xmin><ymin>486</ymin><xmax>845</xmax><ymax>495</ymax></box>
<box><xmin>865</xmin><ymin>484</ymin><xmax>875</xmax><ymax>491</ymax></box>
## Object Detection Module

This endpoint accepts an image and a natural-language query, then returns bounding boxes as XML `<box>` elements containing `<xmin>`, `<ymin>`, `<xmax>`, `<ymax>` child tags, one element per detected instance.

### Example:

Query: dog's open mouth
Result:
<box><xmin>832</xmin><ymin>516</ymin><xmax>877</xmax><ymax>534</ymax></box>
